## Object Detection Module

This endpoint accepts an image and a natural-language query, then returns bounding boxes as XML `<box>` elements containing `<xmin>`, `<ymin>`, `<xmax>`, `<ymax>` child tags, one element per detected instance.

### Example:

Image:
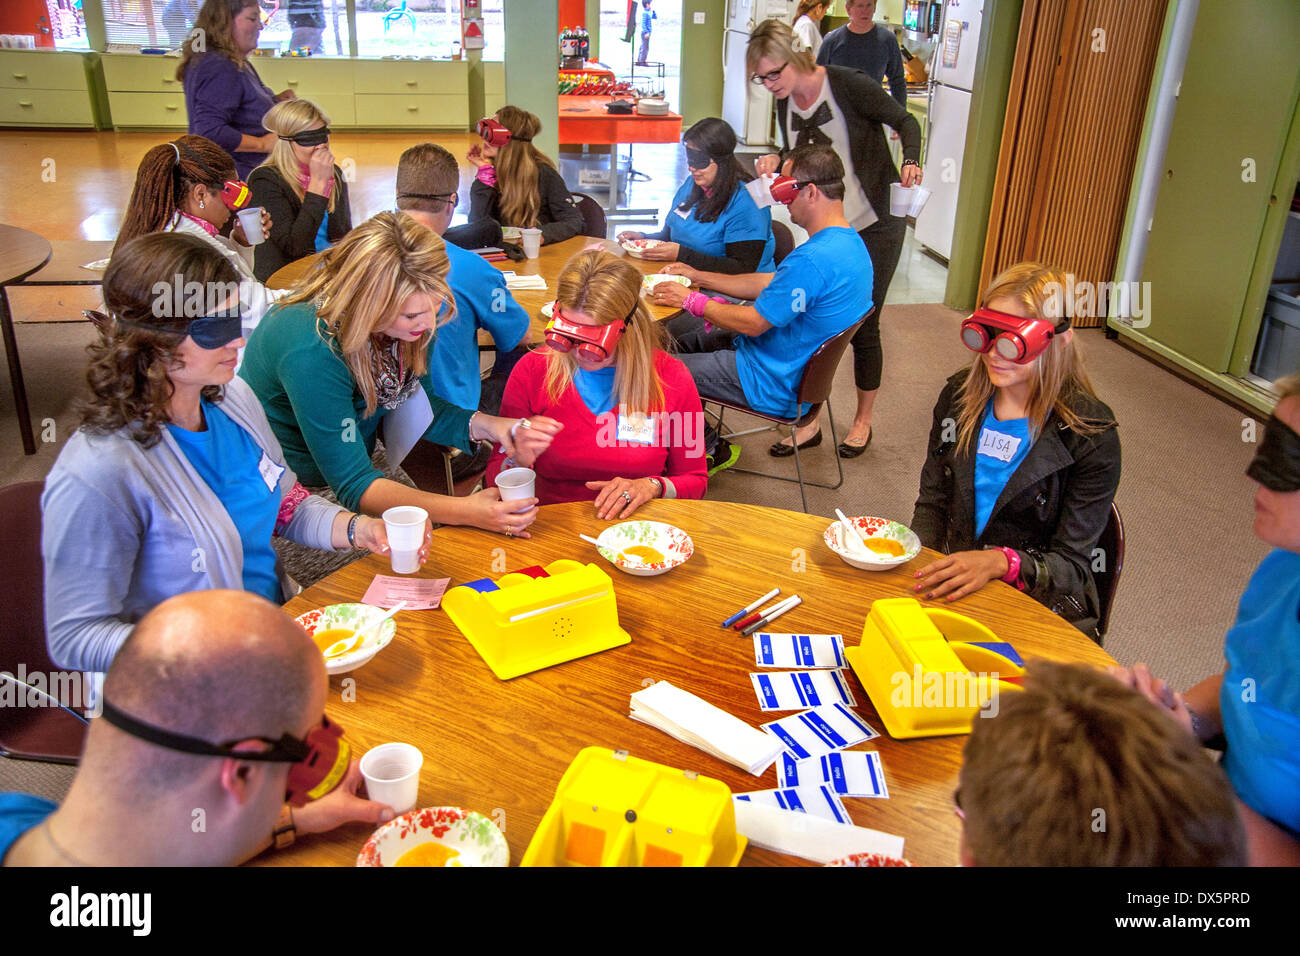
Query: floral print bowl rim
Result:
<box><xmin>621</xmin><ymin>238</ymin><xmax>663</xmax><ymax>258</ymax></box>
<box><xmin>823</xmin><ymin>516</ymin><xmax>922</xmax><ymax>571</ymax></box>
<box><xmin>293</xmin><ymin>603</ymin><xmax>398</xmax><ymax>675</ymax></box>
<box><xmin>356</xmin><ymin>806</ymin><xmax>509</xmax><ymax>867</ymax></box>
<box><xmin>593</xmin><ymin>520</ymin><xmax>694</xmax><ymax>576</ymax></box>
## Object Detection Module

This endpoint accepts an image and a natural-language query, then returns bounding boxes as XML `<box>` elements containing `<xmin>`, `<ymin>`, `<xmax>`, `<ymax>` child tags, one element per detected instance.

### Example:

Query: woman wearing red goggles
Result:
<box><xmin>484</xmin><ymin>250</ymin><xmax>708</xmax><ymax>519</ymax></box>
<box><xmin>909</xmin><ymin>262</ymin><xmax>1121</xmax><ymax>641</ymax></box>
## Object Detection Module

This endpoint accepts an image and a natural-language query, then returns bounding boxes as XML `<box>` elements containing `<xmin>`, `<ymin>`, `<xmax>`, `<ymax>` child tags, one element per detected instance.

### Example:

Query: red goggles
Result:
<box><xmin>544</xmin><ymin>308</ymin><xmax>626</xmax><ymax>362</ymax></box>
<box><xmin>960</xmin><ymin>308</ymin><xmax>1069</xmax><ymax>364</ymax></box>
<box><xmin>769</xmin><ymin>175</ymin><xmax>837</xmax><ymax>205</ymax></box>
<box><xmin>219</xmin><ymin>179</ymin><xmax>253</xmax><ymax>212</ymax></box>
<box><xmin>99</xmin><ymin>699</ymin><xmax>350</xmax><ymax>808</ymax></box>
<box><xmin>477</xmin><ymin>118</ymin><xmax>513</xmax><ymax>148</ymax></box>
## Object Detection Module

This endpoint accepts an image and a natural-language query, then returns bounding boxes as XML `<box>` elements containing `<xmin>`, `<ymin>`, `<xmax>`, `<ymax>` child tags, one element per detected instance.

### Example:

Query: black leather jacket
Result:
<box><xmin>911</xmin><ymin>369</ymin><xmax>1121</xmax><ymax>638</ymax></box>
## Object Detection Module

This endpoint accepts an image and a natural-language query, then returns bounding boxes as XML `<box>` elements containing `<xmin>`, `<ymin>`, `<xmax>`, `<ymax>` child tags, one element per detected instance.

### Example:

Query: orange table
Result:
<box><xmin>557</xmin><ymin>94</ymin><xmax>682</xmax><ymax>214</ymax></box>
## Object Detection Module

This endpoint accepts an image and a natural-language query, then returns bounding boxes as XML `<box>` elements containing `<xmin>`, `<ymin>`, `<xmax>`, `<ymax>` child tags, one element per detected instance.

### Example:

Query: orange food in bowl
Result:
<box><xmin>618</xmin><ymin>545</ymin><xmax>664</xmax><ymax>564</ymax></box>
<box><xmin>394</xmin><ymin>842</ymin><xmax>461</xmax><ymax>867</ymax></box>
<box><xmin>863</xmin><ymin>538</ymin><xmax>905</xmax><ymax>557</ymax></box>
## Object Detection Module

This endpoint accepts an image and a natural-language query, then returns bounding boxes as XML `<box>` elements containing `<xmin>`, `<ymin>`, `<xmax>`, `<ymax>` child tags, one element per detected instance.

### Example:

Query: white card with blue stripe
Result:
<box><xmin>752</xmin><ymin>633</ymin><xmax>845</xmax><ymax>669</ymax></box>
<box><xmin>732</xmin><ymin>785</ymin><xmax>849</xmax><ymax>824</ymax></box>
<box><xmin>778</xmin><ymin>750</ymin><xmax>889</xmax><ymax>798</ymax></box>
<box><xmin>749</xmin><ymin>669</ymin><xmax>856</xmax><ymax>711</ymax></box>
<box><xmin>761</xmin><ymin>703</ymin><xmax>879</xmax><ymax>760</ymax></box>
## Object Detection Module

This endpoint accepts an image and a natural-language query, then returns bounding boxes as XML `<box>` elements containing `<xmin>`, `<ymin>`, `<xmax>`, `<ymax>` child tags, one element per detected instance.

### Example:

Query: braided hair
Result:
<box><xmin>114</xmin><ymin>135</ymin><xmax>237</xmax><ymax>255</ymax></box>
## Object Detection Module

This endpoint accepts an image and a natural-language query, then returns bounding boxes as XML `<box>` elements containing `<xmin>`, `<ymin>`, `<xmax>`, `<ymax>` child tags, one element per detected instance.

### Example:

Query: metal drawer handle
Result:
<box><xmin>165</xmin><ymin>104</ymin><xmax>179</xmax><ymax>111</ymax></box>
<box><xmin>19</xmin><ymin>100</ymin><xmax>33</xmax><ymax>107</ymax></box>
<box><xmin>287</xmin><ymin>79</ymin><xmax>299</xmax><ymax>84</ymax></box>
<box><xmin>405</xmin><ymin>80</ymin><xmax>417</xmax><ymax>86</ymax></box>
<box><xmin>407</xmin><ymin>105</ymin><xmax>419</xmax><ymax>111</ymax></box>
<box><xmin>12</xmin><ymin>73</ymin><xmax>28</xmax><ymax>79</ymax></box>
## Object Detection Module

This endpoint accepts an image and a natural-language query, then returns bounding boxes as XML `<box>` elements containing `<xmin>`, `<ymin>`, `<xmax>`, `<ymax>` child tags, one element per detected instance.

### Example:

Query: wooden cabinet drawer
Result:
<box><xmin>0</xmin><ymin>88</ymin><xmax>94</xmax><ymax>126</ymax></box>
<box><xmin>102</xmin><ymin>54</ymin><xmax>186</xmax><ymax>93</ymax></box>
<box><xmin>252</xmin><ymin>58</ymin><xmax>355</xmax><ymax>96</ymax></box>
<box><xmin>352</xmin><ymin>60</ymin><xmax>468</xmax><ymax>96</ymax></box>
<box><xmin>303</xmin><ymin>92</ymin><xmax>355</xmax><ymax>126</ymax></box>
<box><xmin>352</xmin><ymin>94</ymin><xmax>465</xmax><ymax>128</ymax></box>
<box><xmin>0</xmin><ymin>51</ymin><xmax>88</xmax><ymax>91</ymax></box>
<box><xmin>108</xmin><ymin>91</ymin><xmax>188</xmax><ymax>128</ymax></box>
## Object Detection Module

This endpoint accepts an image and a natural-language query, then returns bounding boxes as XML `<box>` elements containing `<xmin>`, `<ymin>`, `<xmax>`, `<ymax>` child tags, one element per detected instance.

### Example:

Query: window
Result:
<box><xmin>354</xmin><ymin>0</ymin><xmax>504</xmax><ymax>61</ymax></box>
<box><xmin>100</xmin><ymin>0</ymin><xmax>349</xmax><ymax>57</ymax></box>
<box><xmin>49</xmin><ymin>0</ymin><xmax>90</xmax><ymax>51</ymax></box>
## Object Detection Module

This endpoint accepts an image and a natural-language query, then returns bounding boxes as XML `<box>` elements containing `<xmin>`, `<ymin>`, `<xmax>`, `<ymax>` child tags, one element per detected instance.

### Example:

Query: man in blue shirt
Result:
<box><xmin>2</xmin><ymin>591</ymin><xmax>391</xmax><ymax>866</ymax></box>
<box><xmin>397</xmin><ymin>143</ymin><xmax>531</xmax><ymax>477</ymax></box>
<box><xmin>651</xmin><ymin>144</ymin><xmax>874</xmax><ymax>471</ymax></box>
<box><xmin>816</xmin><ymin>0</ymin><xmax>908</xmax><ymax>109</ymax></box>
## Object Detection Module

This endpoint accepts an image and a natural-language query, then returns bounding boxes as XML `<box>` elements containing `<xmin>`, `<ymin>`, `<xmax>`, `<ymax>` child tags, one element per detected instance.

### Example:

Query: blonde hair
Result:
<box><xmin>953</xmin><ymin>262</ymin><xmax>1111</xmax><ymax>455</ymax></box>
<box><xmin>259</xmin><ymin>99</ymin><xmax>339</xmax><ymax>214</ymax></box>
<box><xmin>279</xmin><ymin>212</ymin><xmax>455</xmax><ymax>417</ymax></box>
<box><xmin>746</xmin><ymin>17</ymin><xmax>816</xmax><ymax>77</ymax></box>
<box><xmin>493</xmin><ymin>105</ymin><xmax>555</xmax><ymax>230</ymax></box>
<box><xmin>546</xmin><ymin>251</ymin><xmax>667</xmax><ymax>415</ymax></box>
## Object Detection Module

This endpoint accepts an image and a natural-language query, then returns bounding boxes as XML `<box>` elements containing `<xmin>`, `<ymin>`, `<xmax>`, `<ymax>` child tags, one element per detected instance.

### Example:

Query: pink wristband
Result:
<box><xmin>997</xmin><ymin>546</ymin><xmax>1023</xmax><ymax>589</ymax></box>
<box><xmin>475</xmin><ymin>164</ymin><xmax>497</xmax><ymax>188</ymax></box>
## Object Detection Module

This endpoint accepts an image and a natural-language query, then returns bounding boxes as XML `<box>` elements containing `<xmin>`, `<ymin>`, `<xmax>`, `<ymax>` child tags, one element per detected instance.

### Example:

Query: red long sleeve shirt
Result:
<box><xmin>485</xmin><ymin>349</ymin><xmax>708</xmax><ymax>504</ymax></box>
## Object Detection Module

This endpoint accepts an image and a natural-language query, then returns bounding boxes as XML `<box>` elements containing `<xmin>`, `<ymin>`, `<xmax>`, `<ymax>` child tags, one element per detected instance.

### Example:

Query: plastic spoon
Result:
<box><xmin>352</xmin><ymin>601</ymin><xmax>407</xmax><ymax>649</ymax></box>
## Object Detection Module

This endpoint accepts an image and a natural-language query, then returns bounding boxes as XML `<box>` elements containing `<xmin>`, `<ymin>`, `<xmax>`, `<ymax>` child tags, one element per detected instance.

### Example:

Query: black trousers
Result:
<box><xmin>851</xmin><ymin>214</ymin><xmax>907</xmax><ymax>393</ymax></box>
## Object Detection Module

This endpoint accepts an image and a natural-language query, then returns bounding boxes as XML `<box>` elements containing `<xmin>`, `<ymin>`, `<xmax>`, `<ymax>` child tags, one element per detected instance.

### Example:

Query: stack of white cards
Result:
<box><xmin>503</xmin><ymin>273</ymin><xmax>547</xmax><ymax>291</ymax></box>
<box><xmin>629</xmin><ymin>681</ymin><xmax>784</xmax><ymax>776</ymax></box>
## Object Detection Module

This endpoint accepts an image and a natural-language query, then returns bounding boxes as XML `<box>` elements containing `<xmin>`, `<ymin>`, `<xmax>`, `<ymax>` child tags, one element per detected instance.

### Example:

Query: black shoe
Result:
<box><xmin>769</xmin><ymin>429</ymin><xmax>822</xmax><ymax>458</ymax></box>
<box><xmin>837</xmin><ymin>428</ymin><xmax>873</xmax><ymax>459</ymax></box>
<box><xmin>707</xmin><ymin>438</ymin><xmax>741</xmax><ymax>476</ymax></box>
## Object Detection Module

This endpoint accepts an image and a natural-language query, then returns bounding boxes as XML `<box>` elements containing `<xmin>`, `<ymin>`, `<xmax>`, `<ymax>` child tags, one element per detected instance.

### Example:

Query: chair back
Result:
<box><xmin>795</xmin><ymin>309</ymin><xmax>872</xmax><ymax>410</ymax></box>
<box><xmin>1094</xmin><ymin>501</ymin><xmax>1125</xmax><ymax>639</ymax></box>
<box><xmin>772</xmin><ymin>220</ymin><xmax>795</xmax><ymax>265</ymax></box>
<box><xmin>572</xmin><ymin>192</ymin><xmax>608</xmax><ymax>239</ymax></box>
<box><xmin>0</xmin><ymin>481</ymin><xmax>88</xmax><ymax>762</ymax></box>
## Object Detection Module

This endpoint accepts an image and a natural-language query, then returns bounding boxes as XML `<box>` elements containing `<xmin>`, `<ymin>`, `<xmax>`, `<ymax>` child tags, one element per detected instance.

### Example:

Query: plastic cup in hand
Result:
<box><xmin>908</xmin><ymin>185</ymin><xmax>932</xmax><ymax>217</ymax></box>
<box><xmin>382</xmin><ymin>505</ymin><xmax>428</xmax><ymax>574</ymax></box>
<box><xmin>520</xmin><ymin>227</ymin><xmax>542</xmax><ymax>259</ymax></box>
<box><xmin>496</xmin><ymin>467</ymin><xmax>537</xmax><ymax>514</ymax></box>
<box><xmin>889</xmin><ymin>183</ymin><xmax>916</xmax><ymax>217</ymax></box>
<box><xmin>236</xmin><ymin>206</ymin><xmax>265</xmax><ymax>245</ymax></box>
<box><xmin>360</xmin><ymin>743</ymin><xmax>422</xmax><ymax>814</ymax></box>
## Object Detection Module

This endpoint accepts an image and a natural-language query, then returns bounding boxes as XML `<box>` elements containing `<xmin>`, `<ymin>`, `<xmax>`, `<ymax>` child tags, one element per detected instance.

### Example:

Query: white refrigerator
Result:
<box><xmin>721</xmin><ymin>0</ymin><xmax>797</xmax><ymax>147</ymax></box>
<box><xmin>913</xmin><ymin>0</ymin><xmax>984</xmax><ymax>261</ymax></box>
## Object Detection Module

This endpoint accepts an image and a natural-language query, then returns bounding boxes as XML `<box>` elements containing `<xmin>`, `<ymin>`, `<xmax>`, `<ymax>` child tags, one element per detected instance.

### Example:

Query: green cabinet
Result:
<box><xmin>0</xmin><ymin>50</ymin><xmax>99</xmax><ymax>127</ymax></box>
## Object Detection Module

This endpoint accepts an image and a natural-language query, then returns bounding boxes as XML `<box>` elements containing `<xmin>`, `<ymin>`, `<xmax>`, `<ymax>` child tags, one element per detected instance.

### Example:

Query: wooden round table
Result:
<box><xmin>262</xmin><ymin>499</ymin><xmax>1113</xmax><ymax>867</ymax></box>
<box><xmin>0</xmin><ymin>224</ymin><xmax>54</xmax><ymax>455</ymax></box>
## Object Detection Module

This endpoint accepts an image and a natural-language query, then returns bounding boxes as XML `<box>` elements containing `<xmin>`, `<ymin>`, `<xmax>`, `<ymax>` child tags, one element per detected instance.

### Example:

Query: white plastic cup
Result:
<box><xmin>236</xmin><ymin>206</ymin><xmax>265</xmax><ymax>245</ymax></box>
<box><xmin>889</xmin><ymin>182</ymin><xmax>916</xmax><ymax>217</ymax></box>
<box><xmin>908</xmin><ymin>185</ymin><xmax>932</xmax><ymax>218</ymax></box>
<box><xmin>360</xmin><ymin>743</ymin><xmax>423</xmax><ymax>814</ymax></box>
<box><xmin>496</xmin><ymin>466</ymin><xmax>536</xmax><ymax>514</ymax></box>
<box><xmin>382</xmin><ymin>505</ymin><xmax>428</xmax><ymax>574</ymax></box>
<box><xmin>520</xmin><ymin>227</ymin><xmax>542</xmax><ymax>259</ymax></box>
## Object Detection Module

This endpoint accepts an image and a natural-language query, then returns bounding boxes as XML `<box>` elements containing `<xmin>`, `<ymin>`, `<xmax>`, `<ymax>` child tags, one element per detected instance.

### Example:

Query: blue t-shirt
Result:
<box><xmin>573</xmin><ymin>366</ymin><xmax>617</xmax><ymax>416</ymax></box>
<box><xmin>663</xmin><ymin>178</ymin><xmax>776</xmax><ymax>273</ymax></box>
<box><xmin>167</xmin><ymin>401</ymin><xmax>282</xmax><ymax>603</ymax></box>
<box><xmin>313</xmin><ymin>212</ymin><xmax>331</xmax><ymax>253</ymax></box>
<box><xmin>744</xmin><ymin>226</ymin><xmax>873</xmax><ymax>417</ymax></box>
<box><xmin>431</xmin><ymin>242</ymin><xmax>530</xmax><ymax>410</ymax></box>
<box><xmin>972</xmin><ymin>400</ymin><xmax>1033</xmax><ymax>538</ymax></box>
<box><xmin>0</xmin><ymin>793</ymin><xmax>56</xmax><ymax>863</ymax></box>
<box><xmin>1220</xmin><ymin>548</ymin><xmax>1300</xmax><ymax>837</ymax></box>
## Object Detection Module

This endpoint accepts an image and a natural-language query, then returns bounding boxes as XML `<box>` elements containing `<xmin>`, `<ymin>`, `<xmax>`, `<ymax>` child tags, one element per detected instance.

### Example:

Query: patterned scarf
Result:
<box><xmin>178</xmin><ymin>210</ymin><xmax>219</xmax><ymax>237</ymax></box>
<box><xmin>370</xmin><ymin>338</ymin><xmax>420</xmax><ymax>411</ymax></box>
<box><xmin>297</xmin><ymin>162</ymin><xmax>334</xmax><ymax>199</ymax></box>
<box><xmin>792</xmin><ymin>101</ymin><xmax>834</xmax><ymax>148</ymax></box>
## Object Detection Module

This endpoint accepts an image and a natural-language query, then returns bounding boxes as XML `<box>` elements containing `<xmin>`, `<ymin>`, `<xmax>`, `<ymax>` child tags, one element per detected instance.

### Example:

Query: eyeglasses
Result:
<box><xmin>750</xmin><ymin>62</ymin><xmax>788</xmax><ymax>86</ymax></box>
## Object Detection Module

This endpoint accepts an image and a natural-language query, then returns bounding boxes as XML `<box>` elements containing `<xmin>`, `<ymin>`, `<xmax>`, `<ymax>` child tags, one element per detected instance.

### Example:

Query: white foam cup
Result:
<box><xmin>496</xmin><ymin>467</ymin><xmax>537</xmax><ymax>514</ymax></box>
<box><xmin>889</xmin><ymin>182</ymin><xmax>916</xmax><ymax>217</ymax></box>
<box><xmin>382</xmin><ymin>505</ymin><xmax>428</xmax><ymax>574</ymax></box>
<box><xmin>360</xmin><ymin>743</ymin><xmax>422</xmax><ymax>814</ymax></box>
<box><xmin>520</xmin><ymin>227</ymin><xmax>542</xmax><ymax>259</ymax></box>
<box><xmin>236</xmin><ymin>206</ymin><xmax>265</xmax><ymax>244</ymax></box>
<box><xmin>908</xmin><ymin>185</ymin><xmax>932</xmax><ymax>218</ymax></box>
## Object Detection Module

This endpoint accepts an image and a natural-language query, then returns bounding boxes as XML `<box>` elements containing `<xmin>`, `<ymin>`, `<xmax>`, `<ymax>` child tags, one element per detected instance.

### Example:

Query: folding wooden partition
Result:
<box><xmin>980</xmin><ymin>0</ymin><xmax>1168</xmax><ymax>326</ymax></box>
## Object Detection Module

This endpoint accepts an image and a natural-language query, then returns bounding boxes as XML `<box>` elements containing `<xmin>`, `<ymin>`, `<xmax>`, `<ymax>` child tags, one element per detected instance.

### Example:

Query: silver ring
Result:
<box><xmin>621</xmin><ymin>491</ymin><xmax>632</xmax><ymax>503</ymax></box>
<box><xmin>505</xmin><ymin>527</ymin><xmax>514</xmax><ymax>538</ymax></box>
<box><xmin>519</xmin><ymin>418</ymin><xmax>532</xmax><ymax>431</ymax></box>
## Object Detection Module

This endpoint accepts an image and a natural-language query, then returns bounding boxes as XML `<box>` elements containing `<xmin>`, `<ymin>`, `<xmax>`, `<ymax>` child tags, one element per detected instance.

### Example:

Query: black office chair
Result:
<box><xmin>571</xmin><ymin>192</ymin><xmax>608</xmax><ymax>239</ymax></box>
<box><xmin>772</xmin><ymin>221</ymin><xmax>795</xmax><ymax>265</ymax></box>
<box><xmin>706</xmin><ymin>310</ymin><xmax>872</xmax><ymax>513</ymax></box>
<box><xmin>1093</xmin><ymin>501</ymin><xmax>1125</xmax><ymax>640</ymax></box>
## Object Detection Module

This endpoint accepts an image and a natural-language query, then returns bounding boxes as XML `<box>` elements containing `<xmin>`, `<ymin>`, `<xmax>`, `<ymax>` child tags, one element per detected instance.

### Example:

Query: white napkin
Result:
<box><xmin>504</xmin><ymin>274</ymin><xmax>548</xmax><ymax>291</ymax></box>
<box><xmin>629</xmin><ymin>680</ymin><xmax>783</xmax><ymax>776</ymax></box>
<box><xmin>733</xmin><ymin>800</ymin><xmax>905</xmax><ymax>864</ymax></box>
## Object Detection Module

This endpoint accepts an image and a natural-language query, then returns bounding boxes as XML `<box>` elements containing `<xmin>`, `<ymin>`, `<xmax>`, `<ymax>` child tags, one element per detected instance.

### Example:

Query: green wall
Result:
<box><xmin>680</xmin><ymin>1</ymin><xmax>725</xmax><ymax>126</ymax></box>
<box><xmin>503</xmin><ymin>0</ymin><xmax>560</xmax><ymax>158</ymax></box>
<box><xmin>944</xmin><ymin>0</ymin><xmax>1023</xmax><ymax>310</ymax></box>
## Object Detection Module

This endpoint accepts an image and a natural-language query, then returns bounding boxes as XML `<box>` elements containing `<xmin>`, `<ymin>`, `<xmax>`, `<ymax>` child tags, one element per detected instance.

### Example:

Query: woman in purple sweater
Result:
<box><xmin>177</xmin><ymin>0</ymin><xmax>296</xmax><ymax>179</ymax></box>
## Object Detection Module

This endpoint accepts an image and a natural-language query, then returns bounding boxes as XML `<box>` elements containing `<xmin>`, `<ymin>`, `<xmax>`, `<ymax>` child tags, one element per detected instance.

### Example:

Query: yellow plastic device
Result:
<box><xmin>442</xmin><ymin>559</ymin><xmax>630</xmax><ymax>679</ymax></box>
<box><xmin>843</xmin><ymin>598</ymin><xmax>1026</xmax><ymax>739</ymax></box>
<box><xmin>520</xmin><ymin>747</ymin><xmax>747</xmax><ymax>867</ymax></box>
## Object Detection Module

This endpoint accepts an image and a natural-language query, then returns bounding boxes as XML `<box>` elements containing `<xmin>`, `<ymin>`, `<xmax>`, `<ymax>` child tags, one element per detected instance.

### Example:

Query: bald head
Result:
<box><xmin>87</xmin><ymin>591</ymin><xmax>324</xmax><ymax>796</ymax></box>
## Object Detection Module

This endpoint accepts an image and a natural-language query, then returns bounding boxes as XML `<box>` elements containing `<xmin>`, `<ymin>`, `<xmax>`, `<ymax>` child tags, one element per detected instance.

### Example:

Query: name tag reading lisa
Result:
<box><xmin>258</xmin><ymin>451</ymin><xmax>286</xmax><ymax>493</ymax></box>
<box><xmin>617</xmin><ymin>410</ymin><xmax>655</xmax><ymax>445</ymax></box>
<box><xmin>977</xmin><ymin>427</ymin><xmax>1022</xmax><ymax>464</ymax></box>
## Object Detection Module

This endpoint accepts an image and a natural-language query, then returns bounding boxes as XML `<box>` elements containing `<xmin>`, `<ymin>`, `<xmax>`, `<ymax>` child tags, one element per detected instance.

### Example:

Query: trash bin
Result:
<box><xmin>559</xmin><ymin>151</ymin><xmax>630</xmax><ymax>198</ymax></box>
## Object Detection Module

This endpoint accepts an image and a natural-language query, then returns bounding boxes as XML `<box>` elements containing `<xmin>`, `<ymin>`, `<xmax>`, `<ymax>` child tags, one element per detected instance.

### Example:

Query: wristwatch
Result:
<box><xmin>273</xmin><ymin>803</ymin><xmax>296</xmax><ymax>850</ymax></box>
<box><xmin>647</xmin><ymin>477</ymin><xmax>664</xmax><ymax>498</ymax></box>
